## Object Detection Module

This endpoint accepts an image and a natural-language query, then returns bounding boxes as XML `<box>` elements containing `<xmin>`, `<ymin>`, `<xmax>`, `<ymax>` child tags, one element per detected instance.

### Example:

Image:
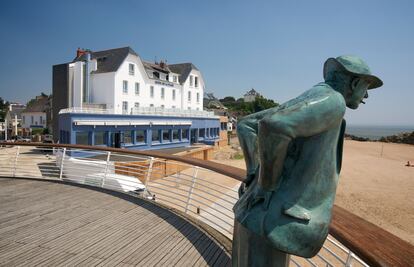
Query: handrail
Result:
<box><xmin>1</xmin><ymin>142</ymin><xmax>413</xmax><ymax>266</ymax></box>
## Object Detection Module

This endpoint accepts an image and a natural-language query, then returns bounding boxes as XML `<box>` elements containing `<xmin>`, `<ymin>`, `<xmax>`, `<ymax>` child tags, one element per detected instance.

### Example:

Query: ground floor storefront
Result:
<box><xmin>58</xmin><ymin>113</ymin><xmax>220</xmax><ymax>150</ymax></box>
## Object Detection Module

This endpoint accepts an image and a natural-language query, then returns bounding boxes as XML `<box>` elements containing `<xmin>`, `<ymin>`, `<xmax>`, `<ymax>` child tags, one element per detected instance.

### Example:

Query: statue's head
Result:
<box><xmin>323</xmin><ymin>55</ymin><xmax>383</xmax><ymax>109</ymax></box>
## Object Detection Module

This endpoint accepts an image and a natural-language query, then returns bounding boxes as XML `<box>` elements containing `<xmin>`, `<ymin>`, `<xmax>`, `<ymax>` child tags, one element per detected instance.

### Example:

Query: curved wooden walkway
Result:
<box><xmin>0</xmin><ymin>178</ymin><xmax>231</xmax><ymax>266</ymax></box>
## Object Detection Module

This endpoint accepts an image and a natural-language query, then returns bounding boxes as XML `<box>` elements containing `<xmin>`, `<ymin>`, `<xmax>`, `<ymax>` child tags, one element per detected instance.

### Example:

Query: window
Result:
<box><xmin>197</xmin><ymin>93</ymin><xmax>200</xmax><ymax>103</ymax></box>
<box><xmin>94</xmin><ymin>132</ymin><xmax>105</xmax><ymax>145</ymax></box>
<box><xmin>173</xmin><ymin>76</ymin><xmax>177</xmax><ymax>83</ymax></box>
<box><xmin>188</xmin><ymin>91</ymin><xmax>191</xmax><ymax>102</ymax></box>
<box><xmin>129</xmin><ymin>63</ymin><xmax>135</xmax><ymax>75</ymax></box>
<box><xmin>162</xmin><ymin>130</ymin><xmax>170</xmax><ymax>142</ymax></box>
<box><xmin>182</xmin><ymin>129</ymin><xmax>189</xmax><ymax>139</ymax></box>
<box><xmin>152</xmin><ymin>129</ymin><xmax>160</xmax><ymax>143</ymax></box>
<box><xmin>135</xmin><ymin>82</ymin><xmax>140</xmax><ymax>95</ymax></box>
<box><xmin>134</xmin><ymin>102</ymin><xmax>139</xmax><ymax>109</ymax></box>
<box><xmin>161</xmin><ymin>87</ymin><xmax>165</xmax><ymax>99</ymax></box>
<box><xmin>22</xmin><ymin>116</ymin><xmax>25</xmax><ymax>124</ymax></box>
<box><xmin>153</xmin><ymin>72</ymin><xmax>159</xmax><ymax>79</ymax></box>
<box><xmin>150</xmin><ymin>86</ymin><xmax>154</xmax><ymax>98</ymax></box>
<box><xmin>195</xmin><ymin>76</ymin><xmax>198</xmax><ymax>87</ymax></box>
<box><xmin>40</xmin><ymin>116</ymin><xmax>43</xmax><ymax>124</ymax></box>
<box><xmin>76</xmin><ymin>132</ymin><xmax>89</xmax><ymax>145</ymax></box>
<box><xmin>124</xmin><ymin>131</ymin><xmax>132</xmax><ymax>144</ymax></box>
<box><xmin>122</xmin><ymin>101</ymin><xmax>128</xmax><ymax>114</ymax></box>
<box><xmin>150</xmin><ymin>104</ymin><xmax>154</xmax><ymax>107</ymax></box>
<box><xmin>199</xmin><ymin>128</ymin><xmax>205</xmax><ymax>138</ymax></box>
<box><xmin>136</xmin><ymin>130</ymin><xmax>145</xmax><ymax>143</ymax></box>
<box><xmin>31</xmin><ymin>116</ymin><xmax>34</xmax><ymax>124</ymax></box>
<box><xmin>172</xmin><ymin>105</ymin><xmax>176</xmax><ymax>109</ymax></box>
<box><xmin>172</xmin><ymin>130</ymin><xmax>179</xmax><ymax>140</ymax></box>
<box><xmin>123</xmin><ymin>80</ymin><xmax>128</xmax><ymax>94</ymax></box>
<box><xmin>189</xmin><ymin>75</ymin><xmax>193</xmax><ymax>86</ymax></box>
<box><xmin>161</xmin><ymin>105</ymin><xmax>165</xmax><ymax>109</ymax></box>
<box><xmin>172</xmin><ymin>89</ymin><xmax>176</xmax><ymax>100</ymax></box>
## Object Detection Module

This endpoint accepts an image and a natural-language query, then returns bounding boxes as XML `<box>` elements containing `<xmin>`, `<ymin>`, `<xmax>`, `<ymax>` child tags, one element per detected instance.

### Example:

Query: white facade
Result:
<box><xmin>21</xmin><ymin>112</ymin><xmax>46</xmax><ymax>128</ymax></box>
<box><xmin>67</xmin><ymin>49</ymin><xmax>204</xmax><ymax>114</ymax></box>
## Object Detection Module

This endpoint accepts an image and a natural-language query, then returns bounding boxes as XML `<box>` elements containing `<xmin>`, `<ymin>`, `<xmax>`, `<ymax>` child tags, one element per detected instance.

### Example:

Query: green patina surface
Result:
<box><xmin>232</xmin><ymin>56</ymin><xmax>383</xmax><ymax>267</ymax></box>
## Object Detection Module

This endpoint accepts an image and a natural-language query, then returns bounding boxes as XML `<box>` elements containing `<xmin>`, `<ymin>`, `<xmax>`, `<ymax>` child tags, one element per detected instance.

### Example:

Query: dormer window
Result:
<box><xmin>189</xmin><ymin>75</ymin><xmax>193</xmax><ymax>86</ymax></box>
<box><xmin>129</xmin><ymin>64</ymin><xmax>135</xmax><ymax>75</ymax></box>
<box><xmin>153</xmin><ymin>72</ymin><xmax>160</xmax><ymax>79</ymax></box>
<box><xmin>173</xmin><ymin>76</ymin><xmax>177</xmax><ymax>83</ymax></box>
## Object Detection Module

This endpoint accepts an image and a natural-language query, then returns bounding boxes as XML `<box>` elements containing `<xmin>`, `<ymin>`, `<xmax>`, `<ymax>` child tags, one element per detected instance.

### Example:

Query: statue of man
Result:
<box><xmin>233</xmin><ymin>56</ymin><xmax>383</xmax><ymax>266</ymax></box>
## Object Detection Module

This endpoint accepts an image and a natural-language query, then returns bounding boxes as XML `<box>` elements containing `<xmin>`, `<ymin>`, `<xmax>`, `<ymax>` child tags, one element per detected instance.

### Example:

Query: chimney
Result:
<box><xmin>159</xmin><ymin>60</ymin><xmax>165</xmax><ymax>69</ymax></box>
<box><xmin>76</xmin><ymin>48</ymin><xmax>87</xmax><ymax>58</ymax></box>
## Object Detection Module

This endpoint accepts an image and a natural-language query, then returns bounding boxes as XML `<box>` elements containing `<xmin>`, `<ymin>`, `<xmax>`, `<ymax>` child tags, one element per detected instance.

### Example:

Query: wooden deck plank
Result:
<box><xmin>0</xmin><ymin>178</ymin><xmax>231</xmax><ymax>266</ymax></box>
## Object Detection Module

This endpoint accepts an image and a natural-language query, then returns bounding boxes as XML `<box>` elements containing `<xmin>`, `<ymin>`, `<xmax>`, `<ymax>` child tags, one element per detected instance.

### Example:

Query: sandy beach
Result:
<box><xmin>213</xmin><ymin>140</ymin><xmax>414</xmax><ymax>245</ymax></box>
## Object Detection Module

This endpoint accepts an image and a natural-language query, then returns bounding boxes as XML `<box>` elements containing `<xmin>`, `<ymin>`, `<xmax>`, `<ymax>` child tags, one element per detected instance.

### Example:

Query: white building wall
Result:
<box><xmin>72</xmin><ymin>61</ymin><xmax>84</xmax><ymax>107</ymax></box>
<box><xmin>114</xmin><ymin>54</ymin><xmax>149</xmax><ymax>114</ymax></box>
<box><xmin>21</xmin><ymin>112</ymin><xmax>46</xmax><ymax>128</ymax></box>
<box><xmin>113</xmin><ymin>54</ymin><xmax>183</xmax><ymax>114</ymax></box>
<box><xmin>90</xmin><ymin>72</ymin><xmax>116</xmax><ymax>110</ymax></box>
<box><xmin>69</xmin><ymin>52</ymin><xmax>204</xmax><ymax>114</ymax></box>
<box><xmin>182</xmin><ymin>69</ymin><xmax>204</xmax><ymax>111</ymax></box>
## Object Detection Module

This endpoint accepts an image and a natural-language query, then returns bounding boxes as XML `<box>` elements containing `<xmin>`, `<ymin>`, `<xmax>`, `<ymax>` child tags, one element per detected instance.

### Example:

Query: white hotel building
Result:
<box><xmin>52</xmin><ymin>47</ymin><xmax>219</xmax><ymax>150</ymax></box>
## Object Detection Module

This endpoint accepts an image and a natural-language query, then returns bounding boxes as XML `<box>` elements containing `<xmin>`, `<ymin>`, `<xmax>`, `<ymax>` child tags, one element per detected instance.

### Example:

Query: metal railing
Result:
<box><xmin>59</xmin><ymin>106</ymin><xmax>218</xmax><ymax>118</ymax></box>
<box><xmin>0</xmin><ymin>142</ymin><xmax>412</xmax><ymax>267</ymax></box>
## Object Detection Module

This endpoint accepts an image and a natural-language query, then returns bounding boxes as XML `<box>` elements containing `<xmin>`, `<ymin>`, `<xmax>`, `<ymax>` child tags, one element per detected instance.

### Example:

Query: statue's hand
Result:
<box><xmin>238</xmin><ymin>173</ymin><xmax>256</xmax><ymax>197</ymax></box>
<box><xmin>247</xmin><ymin>185</ymin><xmax>273</xmax><ymax>211</ymax></box>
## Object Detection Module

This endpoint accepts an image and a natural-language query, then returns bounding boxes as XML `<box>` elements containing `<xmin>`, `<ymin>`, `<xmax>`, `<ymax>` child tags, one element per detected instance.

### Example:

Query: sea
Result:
<box><xmin>345</xmin><ymin>125</ymin><xmax>414</xmax><ymax>140</ymax></box>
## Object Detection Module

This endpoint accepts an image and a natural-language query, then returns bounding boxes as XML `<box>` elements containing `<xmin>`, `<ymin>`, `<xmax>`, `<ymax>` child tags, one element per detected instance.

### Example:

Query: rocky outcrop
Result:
<box><xmin>379</xmin><ymin>131</ymin><xmax>414</xmax><ymax>145</ymax></box>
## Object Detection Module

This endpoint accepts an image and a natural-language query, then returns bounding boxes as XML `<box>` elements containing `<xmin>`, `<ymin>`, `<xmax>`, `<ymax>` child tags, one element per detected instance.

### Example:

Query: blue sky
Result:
<box><xmin>0</xmin><ymin>0</ymin><xmax>413</xmax><ymax>126</ymax></box>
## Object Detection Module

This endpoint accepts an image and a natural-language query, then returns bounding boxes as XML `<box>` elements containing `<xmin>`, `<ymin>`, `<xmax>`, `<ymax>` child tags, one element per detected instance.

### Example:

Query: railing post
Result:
<box><xmin>12</xmin><ymin>146</ymin><xmax>20</xmax><ymax>177</ymax></box>
<box><xmin>143</xmin><ymin>157</ymin><xmax>154</xmax><ymax>198</ymax></box>
<box><xmin>184</xmin><ymin>166</ymin><xmax>199</xmax><ymax>213</ymax></box>
<box><xmin>102</xmin><ymin>151</ymin><xmax>111</xmax><ymax>188</ymax></box>
<box><xmin>59</xmin><ymin>148</ymin><xmax>66</xmax><ymax>180</ymax></box>
<box><xmin>345</xmin><ymin>251</ymin><xmax>354</xmax><ymax>267</ymax></box>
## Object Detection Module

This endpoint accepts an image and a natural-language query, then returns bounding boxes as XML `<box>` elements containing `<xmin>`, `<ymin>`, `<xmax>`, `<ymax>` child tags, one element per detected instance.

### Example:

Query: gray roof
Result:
<box><xmin>74</xmin><ymin>47</ymin><xmax>138</xmax><ymax>74</ymax></box>
<box><xmin>169</xmin><ymin>63</ymin><xmax>199</xmax><ymax>84</ymax></box>
<box><xmin>142</xmin><ymin>61</ymin><xmax>171</xmax><ymax>74</ymax></box>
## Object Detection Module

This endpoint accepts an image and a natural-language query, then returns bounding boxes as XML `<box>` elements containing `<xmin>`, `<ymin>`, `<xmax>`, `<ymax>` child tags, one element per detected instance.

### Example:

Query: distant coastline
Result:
<box><xmin>345</xmin><ymin>125</ymin><xmax>414</xmax><ymax>145</ymax></box>
<box><xmin>345</xmin><ymin>125</ymin><xmax>414</xmax><ymax>140</ymax></box>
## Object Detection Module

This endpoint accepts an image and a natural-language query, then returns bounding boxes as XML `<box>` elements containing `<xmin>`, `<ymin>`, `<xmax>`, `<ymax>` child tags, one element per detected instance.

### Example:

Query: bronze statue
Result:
<box><xmin>233</xmin><ymin>56</ymin><xmax>383</xmax><ymax>266</ymax></box>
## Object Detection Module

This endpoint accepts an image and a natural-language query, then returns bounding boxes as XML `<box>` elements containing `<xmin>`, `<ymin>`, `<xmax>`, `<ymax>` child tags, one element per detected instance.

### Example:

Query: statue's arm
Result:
<box><xmin>257</xmin><ymin>92</ymin><xmax>346</xmax><ymax>192</ymax></box>
<box><xmin>237</xmin><ymin>108</ymin><xmax>277</xmax><ymax>185</ymax></box>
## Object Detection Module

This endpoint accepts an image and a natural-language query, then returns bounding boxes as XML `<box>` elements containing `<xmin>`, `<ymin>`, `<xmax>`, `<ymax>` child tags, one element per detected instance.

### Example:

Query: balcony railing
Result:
<box><xmin>59</xmin><ymin>107</ymin><xmax>218</xmax><ymax>118</ymax></box>
<box><xmin>0</xmin><ymin>142</ymin><xmax>413</xmax><ymax>266</ymax></box>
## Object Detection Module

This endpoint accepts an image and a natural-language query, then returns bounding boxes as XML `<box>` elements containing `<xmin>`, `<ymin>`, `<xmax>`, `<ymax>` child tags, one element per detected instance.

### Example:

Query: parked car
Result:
<box><xmin>43</xmin><ymin>135</ymin><xmax>54</xmax><ymax>143</ymax></box>
<box><xmin>12</xmin><ymin>136</ymin><xmax>31</xmax><ymax>142</ymax></box>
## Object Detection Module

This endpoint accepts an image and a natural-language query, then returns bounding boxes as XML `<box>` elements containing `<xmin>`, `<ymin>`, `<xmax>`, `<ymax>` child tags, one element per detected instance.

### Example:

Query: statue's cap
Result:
<box><xmin>323</xmin><ymin>55</ymin><xmax>383</xmax><ymax>89</ymax></box>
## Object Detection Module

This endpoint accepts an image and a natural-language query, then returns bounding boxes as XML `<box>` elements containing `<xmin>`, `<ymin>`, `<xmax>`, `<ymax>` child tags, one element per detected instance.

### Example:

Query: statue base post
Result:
<box><xmin>232</xmin><ymin>220</ymin><xmax>290</xmax><ymax>267</ymax></box>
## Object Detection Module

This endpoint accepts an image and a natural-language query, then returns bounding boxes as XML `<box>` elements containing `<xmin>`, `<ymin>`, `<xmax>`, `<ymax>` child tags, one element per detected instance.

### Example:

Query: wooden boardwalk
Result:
<box><xmin>0</xmin><ymin>178</ymin><xmax>231</xmax><ymax>266</ymax></box>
